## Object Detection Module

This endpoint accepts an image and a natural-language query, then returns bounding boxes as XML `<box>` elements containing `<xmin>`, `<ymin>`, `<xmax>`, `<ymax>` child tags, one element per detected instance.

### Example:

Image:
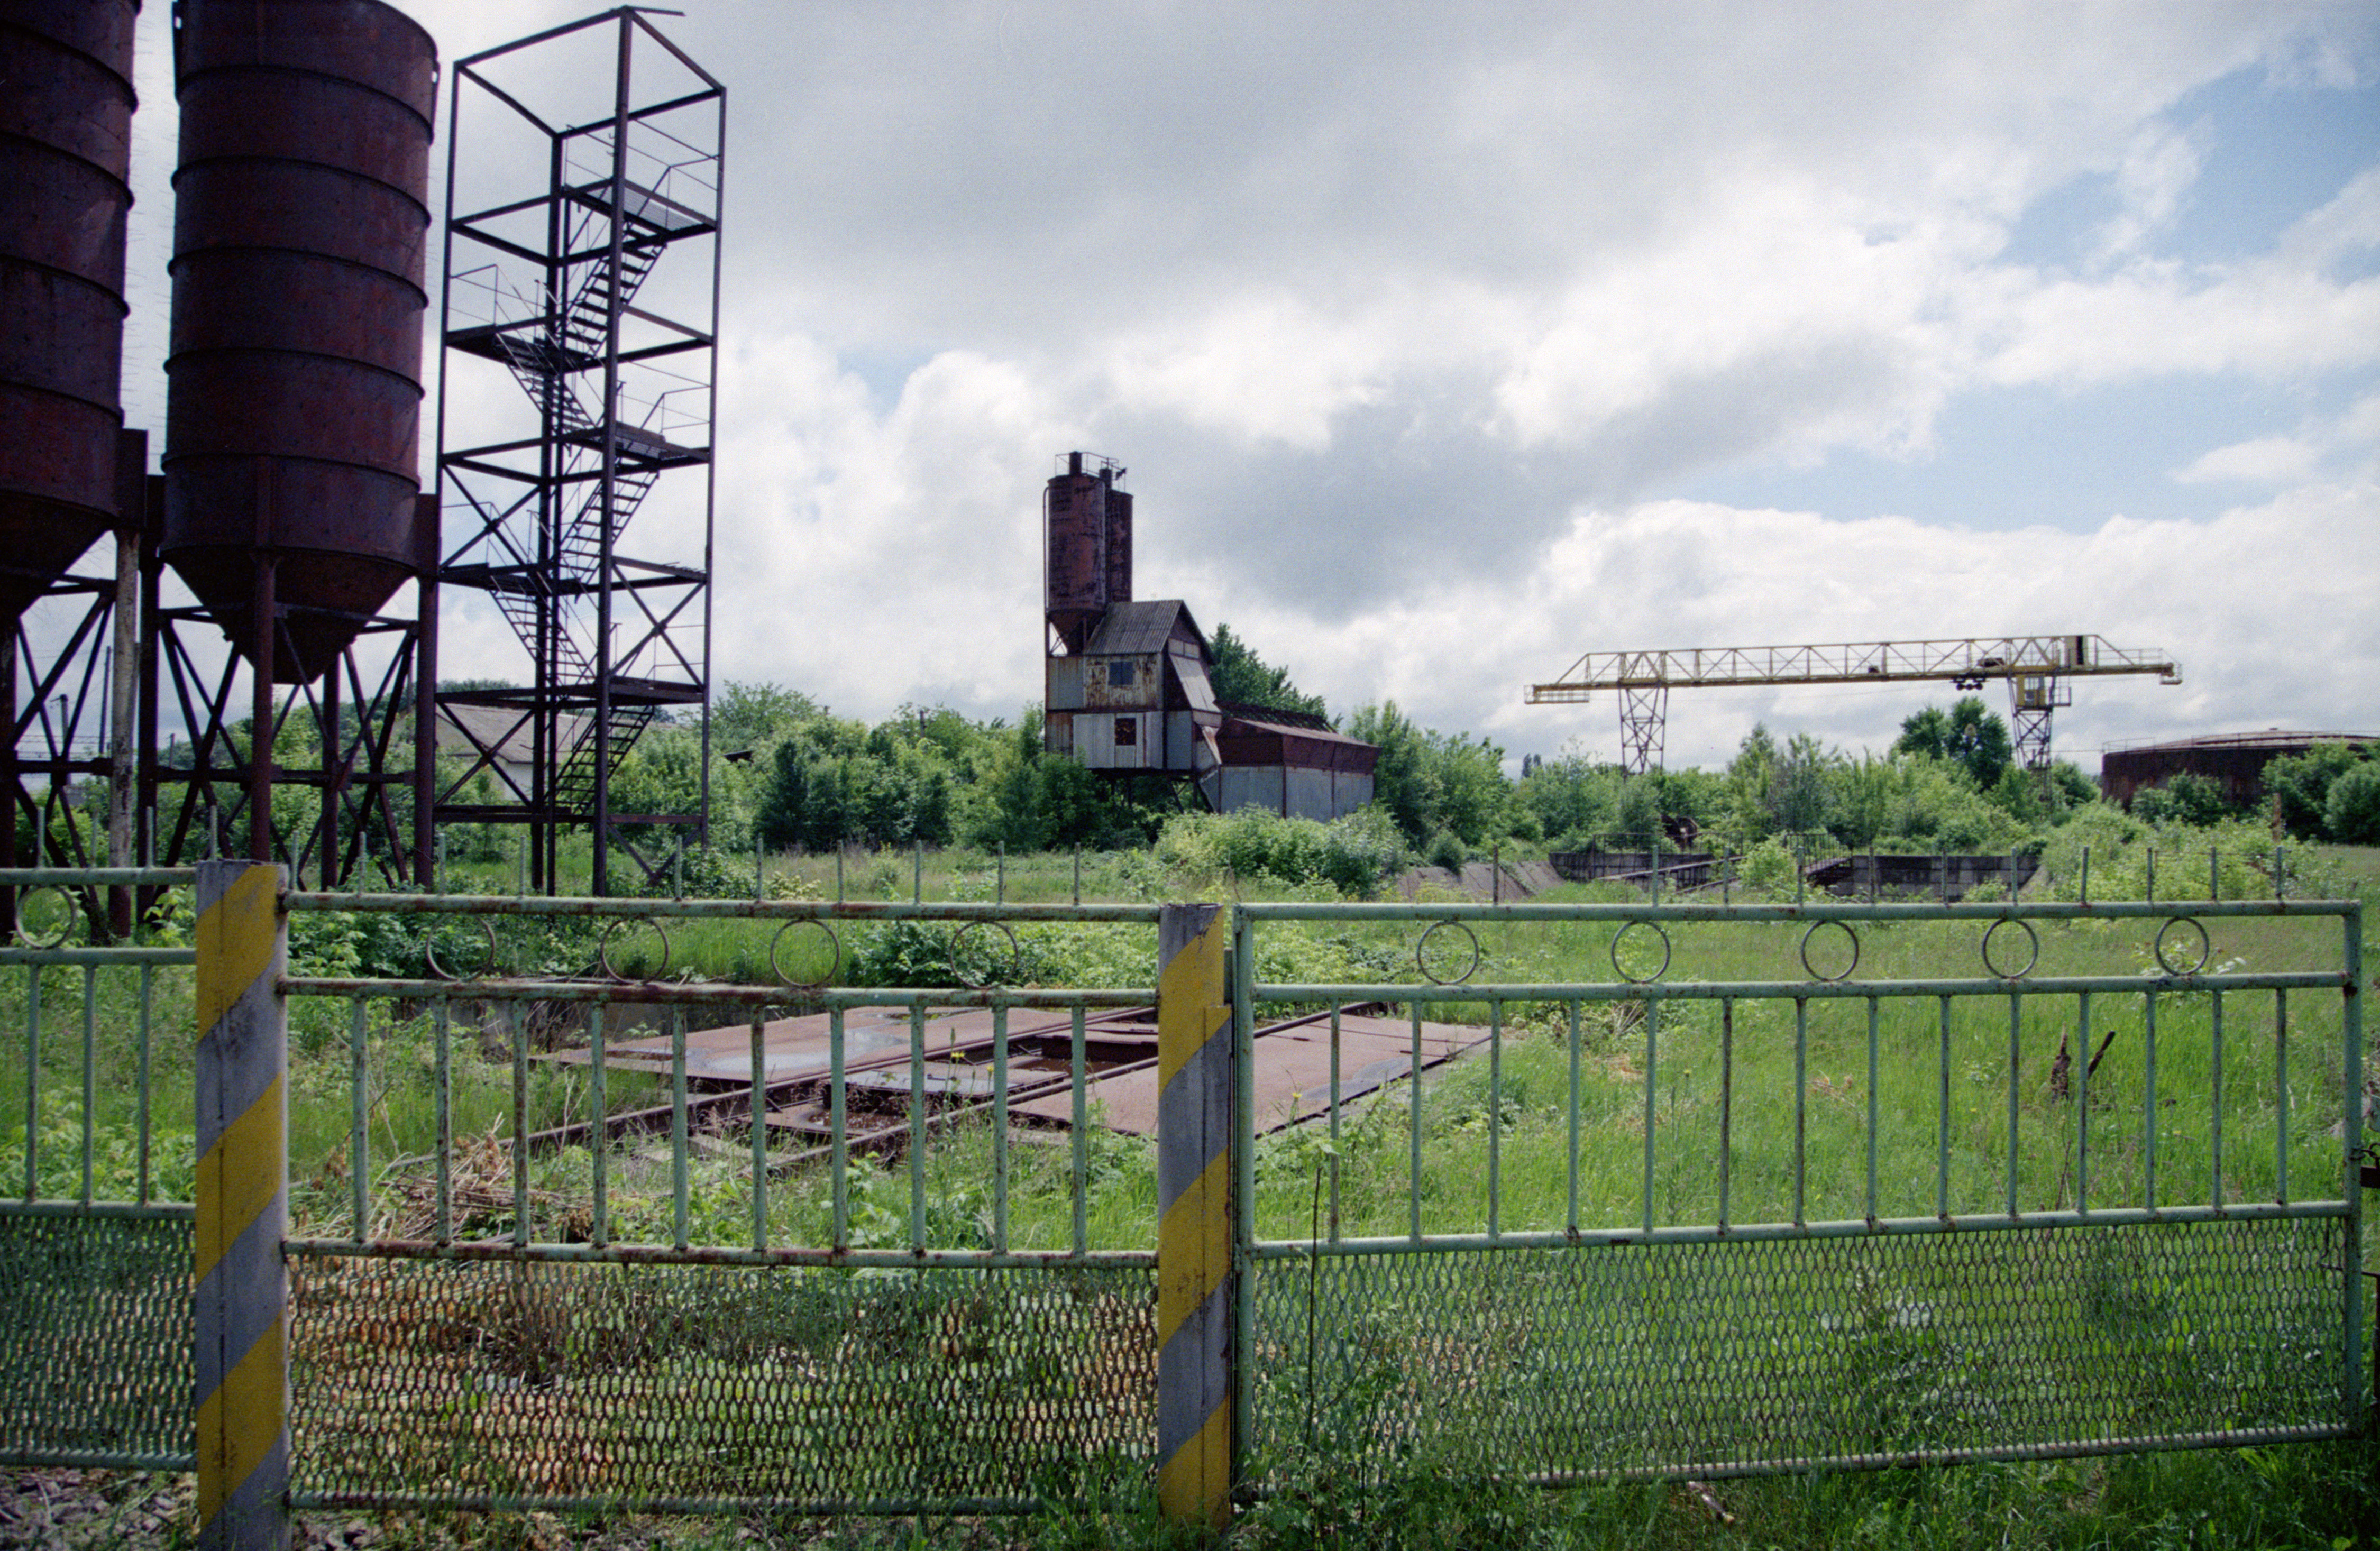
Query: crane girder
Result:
<box><xmin>1526</xmin><ymin>635</ymin><xmax>2180</xmax><ymax>702</ymax></box>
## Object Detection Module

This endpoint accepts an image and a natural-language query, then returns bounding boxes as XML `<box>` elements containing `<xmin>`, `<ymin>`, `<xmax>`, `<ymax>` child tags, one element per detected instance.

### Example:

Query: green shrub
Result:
<box><xmin>1736</xmin><ymin>836</ymin><xmax>1800</xmax><ymax>898</ymax></box>
<box><xmin>2262</xmin><ymin>741</ymin><xmax>2369</xmax><ymax>838</ymax></box>
<box><xmin>2323</xmin><ymin>761</ymin><xmax>2380</xmax><ymax>844</ymax></box>
<box><xmin>1153</xmin><ymin>807</ymin><xmax>1405</xmax><ymax>896</ymax></box>
<box><xmin>2131</xmin><ymin>771</ymin><xmax>2238</xmax><ymax>827</ymax></box>
<box><xmin>1423</xmin><ymin>828</ymin><xmax>1467</xmax><ymax>873</ymax></box>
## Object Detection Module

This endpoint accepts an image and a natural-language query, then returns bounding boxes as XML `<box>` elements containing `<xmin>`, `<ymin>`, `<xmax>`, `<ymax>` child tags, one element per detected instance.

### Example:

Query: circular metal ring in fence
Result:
<box><xmin>1799</xmin><ymin>920</ymin><xmax>1861</xmax><ymax>983</ymax></box>
<box><xmin>950</xmin><ymin>920</ymin><xmax>1023</xmax><ymax>989</ymax></box>
<box><xmin>1980</xmin><ymin>917</ymin><xmax>2040</xmax><ymax>980</ymax></box>
<box><xmin>424</xmin><ymin>919</ymin><xmax>498</xmax><ymax>981</ymax></box>
<box><xmin>1416</xmin><ymin>920</ymin><xmax>1481</xmax><ymax>986</ymax></box>
<box><xmin>2154</xmin><ymin>916</ymin><xmax>2212</xmax><ymax>977</ymax></box>
<box><xmin>1609</xmin><ymin>920</ymin><xmax>1671</xmax><ymax>985</ymax></box>
<box><xmin>11</xmin><ymin>886</ymin><xmax>77</xmax><ymax>949</ymax></box>
<box><xmin>770</xmin><ymin>919</ymin><xmax>840</xmax><ymax>989</ymax></box>
<box><xmin>599</xmin><ymin>917</ymin><xmax>672</xmax><ymax>981</ymax></box>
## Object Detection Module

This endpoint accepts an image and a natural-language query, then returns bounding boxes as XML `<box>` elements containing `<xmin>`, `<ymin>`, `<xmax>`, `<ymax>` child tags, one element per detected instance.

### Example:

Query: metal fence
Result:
<box><xmin>0</xmin><ymin>866</ymin><xmax>196</xmax><ymax>1472</ymax></box>
<box><xmin>1228</xmin><ymin>895</ymin><xmax>2367</xmax><ymax>1489</ymax></box>
<box><xmin>272</xmin><ymin>887</ymin><xmax>1166</xmax><ymax>1517</ymax></box>
<box><xmin>0</xmin><ymin>865</ymin><xmax>2369</xmax><ymax>1525</ymax></box>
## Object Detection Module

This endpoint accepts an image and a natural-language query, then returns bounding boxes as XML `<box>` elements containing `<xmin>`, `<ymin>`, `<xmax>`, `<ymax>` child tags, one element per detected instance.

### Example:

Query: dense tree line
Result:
<box><xmin>592</xmin><ymin>633</ymin><xmax>2376</xmax><ymax>877</ymax></box>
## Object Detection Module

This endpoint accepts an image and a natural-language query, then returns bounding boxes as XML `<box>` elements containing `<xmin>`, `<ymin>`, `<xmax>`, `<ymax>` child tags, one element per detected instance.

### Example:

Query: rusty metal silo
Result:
<box><xmin>0</xmin><ymin>0</ymin><xmax>140</xmax><ymax>624</ymax></box>
<box><xmin>1045</xmin><ymin>452</ymin><xmax>1129</xmax><ymax>654</ymax></box>
<box><xmin>162</xmin><ymin>0</ymin><xmax>436</xmax><ymax>682</ymax></box>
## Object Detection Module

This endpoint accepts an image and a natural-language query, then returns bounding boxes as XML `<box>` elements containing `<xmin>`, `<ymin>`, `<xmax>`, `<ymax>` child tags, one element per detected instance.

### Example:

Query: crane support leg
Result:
<box><xmin>1619</xmin><ymin>684</ymin><xmax>1668</xmax><ymax>775</ymax></box>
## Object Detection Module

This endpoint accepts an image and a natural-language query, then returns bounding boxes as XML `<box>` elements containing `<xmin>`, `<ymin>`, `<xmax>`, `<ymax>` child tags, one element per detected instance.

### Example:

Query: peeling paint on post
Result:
<box><xmin>1156</xmin><ymin>903</ymin><xmax>1231</xmax><ymax>1528</ymax></box>
<box><xmin>193</xmin><ymin>860</ymin><xmax>288</xmax><ymax>1549</ymax></box>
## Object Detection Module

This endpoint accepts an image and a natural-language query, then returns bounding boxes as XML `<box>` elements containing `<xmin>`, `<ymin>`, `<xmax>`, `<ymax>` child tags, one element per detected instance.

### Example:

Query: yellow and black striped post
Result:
<box><xmin>193</xmin><ymin>861</ymin><xmax>289</xmax><ymax>1550</ymax></box>
<box><xmin>1156</xmin><ymin>902</ymin><xmax>1233</xmax><ymax>1527</ymax></box>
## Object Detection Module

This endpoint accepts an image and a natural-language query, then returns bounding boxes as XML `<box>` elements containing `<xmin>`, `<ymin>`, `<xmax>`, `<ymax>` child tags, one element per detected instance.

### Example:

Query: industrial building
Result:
<box><xmin>1041</xmin><ymin>454</ymin><xmax>1375</xmax><ymax>821</ymax></box>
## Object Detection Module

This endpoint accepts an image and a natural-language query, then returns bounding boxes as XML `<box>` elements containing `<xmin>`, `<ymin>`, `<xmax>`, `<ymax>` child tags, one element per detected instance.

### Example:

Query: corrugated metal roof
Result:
<box><xmin>1084</xmin><ymin>599</ymin><xmax>1202</xmax><ymax>657</ymax></box>
<box><xmin>1219</xmin><ymin>708</ymin><xmax>1375</xmax><ymax>751</ymax></box>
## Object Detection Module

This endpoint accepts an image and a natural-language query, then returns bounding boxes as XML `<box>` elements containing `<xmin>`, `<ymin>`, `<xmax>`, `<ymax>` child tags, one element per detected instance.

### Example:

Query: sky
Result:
<box><xmin>114</xmin><ymin>1</ymin><xmax>2380</xmax><ymax>775</ymax></box>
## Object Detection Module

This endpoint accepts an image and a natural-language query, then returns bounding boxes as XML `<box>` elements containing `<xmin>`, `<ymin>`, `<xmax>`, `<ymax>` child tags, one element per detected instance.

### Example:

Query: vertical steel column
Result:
<box><xmin>192</xmin><ymin>860</ymin><xmax>288</xmax><ymax>1549</ymax></box>
<box><xmin>2342</xmin><ymin>903</ymin><xmax>2365</xmax><ymax>1419</ymax></box>
<box><xmin>109</xmin><ymin>433</ymin><xmax>144</xmax><ymax>934</ymax></box>
<box><xmin>1156</xmin><ymin>902</ymin><xmax>1232</xmax><ymax>1528</ymax></box>
<box><xmin>245</xmin><ymin>561</ymin><xmax>276</xmax><ymax>862</ymax></box>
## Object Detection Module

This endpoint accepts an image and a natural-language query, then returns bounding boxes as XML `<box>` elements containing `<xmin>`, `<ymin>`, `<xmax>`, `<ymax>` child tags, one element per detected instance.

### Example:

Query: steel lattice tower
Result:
<box><xmin>432</xmin><ymin>8</ymin><xmax>722</xmax><ymax>893</ymax></box>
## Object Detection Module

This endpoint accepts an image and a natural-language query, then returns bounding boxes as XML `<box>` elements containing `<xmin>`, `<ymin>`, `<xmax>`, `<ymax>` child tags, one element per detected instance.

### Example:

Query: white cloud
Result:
<box><xmin>2174</xmin><ymin>436</ymin><xmax>2322</xmax><ymax>484</ymax></box>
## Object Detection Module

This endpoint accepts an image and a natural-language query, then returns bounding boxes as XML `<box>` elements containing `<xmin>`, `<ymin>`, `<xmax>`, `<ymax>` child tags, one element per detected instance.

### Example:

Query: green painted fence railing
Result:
<box><xmin>1</xmin><ymin>865</ymin><xmax>2369</xmax><ymax>1523</ymax></box>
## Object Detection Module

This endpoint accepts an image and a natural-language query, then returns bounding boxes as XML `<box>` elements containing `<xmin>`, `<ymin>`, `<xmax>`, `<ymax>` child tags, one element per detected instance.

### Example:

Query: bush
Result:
<box><xmin>2131</xmin><ymin>772</ymin><xmax>2237</xmax><ymax>828</ymax></box>
<box><xmin>1152</xmin><ymin>807</ymin><xmax>1405</xmax><ymax>897</ymax></box>
<box><xmin>1423</xmin><ymin>828</ymin><xmax>1467</xmax><ymax>873</ymax></box>
<box><xmin>1736</xmin><ymin>837</ymin><xmax>1800</xmax><ymax>898</ymax></box>
<box><xmin>2323</xmin><ymin>762</ymin><xmax>2380</xmax><ymax>845</ymax></box>
<box><xmin>2262</xmin><ymin>742</ymin><xmax>2370</xmax><ymax>838</ymax></box>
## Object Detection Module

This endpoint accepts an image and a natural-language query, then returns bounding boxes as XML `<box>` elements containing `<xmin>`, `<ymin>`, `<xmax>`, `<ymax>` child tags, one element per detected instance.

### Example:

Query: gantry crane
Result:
<box><xmin>1527</xmin><ymin>635</ymin><xmax>2182</xmax><ymax>774</ymax></box>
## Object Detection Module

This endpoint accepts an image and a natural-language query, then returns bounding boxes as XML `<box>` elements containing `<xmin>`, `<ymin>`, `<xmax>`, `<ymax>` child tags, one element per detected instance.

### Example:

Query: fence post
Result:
<box><xmin>193</xmin><ymin>861</ymin><xmax>289</xmax><ymax>1550</ymax></box>
<box><xmin>1156</xmin><ymin>902</ymin><xmax>1232</xmax><ymax>1528</ymax></box>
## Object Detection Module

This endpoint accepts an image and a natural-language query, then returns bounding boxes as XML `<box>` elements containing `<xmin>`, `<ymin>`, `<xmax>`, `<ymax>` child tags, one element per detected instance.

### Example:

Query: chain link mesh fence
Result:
<box><xmin>1248</xmin><ymin>1215</ymin><xmax>2353</xmax><ymax>1485</ymax></box>
<box><xmin>0</xmin><ymin>1215</ymin><xmax>194</xmax><ymax>1466</ymax></box>
<box><xmin>288</xmin><ymin>1255</ymin><xmax>1155</xmax><ymax>1512</ymax></box>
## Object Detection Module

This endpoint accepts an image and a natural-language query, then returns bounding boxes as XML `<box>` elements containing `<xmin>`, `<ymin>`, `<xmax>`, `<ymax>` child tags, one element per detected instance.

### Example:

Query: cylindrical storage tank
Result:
<box><xmin>163</xmin><ymin>0</ymin><xmax>436</xmax><ymax>682</ymax></box>
<box><xmin>0</xmin><ymin>0</ymin><xmax>139</xmax><ymax>624</ymax></box>
<box><xmin>1045</xmin><ymin>457</ymin><xmax>1109</xmax><ymax>653</ymax></box>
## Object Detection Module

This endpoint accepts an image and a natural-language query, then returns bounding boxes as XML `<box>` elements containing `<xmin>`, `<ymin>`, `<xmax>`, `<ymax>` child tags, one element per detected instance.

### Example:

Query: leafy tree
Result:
<box><xmin>2323</xmin><ymin>762</ymin><xmax>2380</xmax><ymax>845</ymax></box>
<box><xmin>2262</xmin><ymin>742</ymin><xmax>2371</xmax><ymax>839</ymax></box>
<box><xmin>1514</xmin><ymin>755</ymin><xmax>1621</xmax><ymax>847</ymax></box>
<box><xmin>2047</xmin><ymin>760</ymin><xmax>2100</xmax><ymax>812</ymax></box>
<box><xmin>1208</xmin><ymin>622</ymin><xmax>1329</xmax><ymax>720</ymax></box>
<box><xmin>2131</xmin><ymin>772</ymin><xmax>2236</xmax><ymax>829</ymax></box>
<box><xmin>1719</xmin><ymin>724</ymin><xmax>1839</xmax><ymax>845</ymax></box>
<box><xmin>1895</xmin><ymin>699</ymin><xmax>2014</xmax><ymax>791</ymax></box>
<box><xmin>707</xmin><ymin>680</ymin><xmax>822</xmax><ymax>754</ymax></box>
<box><xmin>1344</xmin><ymin>701</ymin><xmax>1510</xmax><ymax>847</ymax></box>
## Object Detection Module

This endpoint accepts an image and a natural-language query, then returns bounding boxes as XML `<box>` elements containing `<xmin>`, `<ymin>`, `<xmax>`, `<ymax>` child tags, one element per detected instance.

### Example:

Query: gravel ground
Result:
<box><xmin>0</xmin><ymin>1469</ymin><xmax>756</xmax><ymax>1550</ymax></box>
<box><xmin>0</xmin><ymin>1469</ymin><xmax>1000</xmax><ymax>1549</ymax></box>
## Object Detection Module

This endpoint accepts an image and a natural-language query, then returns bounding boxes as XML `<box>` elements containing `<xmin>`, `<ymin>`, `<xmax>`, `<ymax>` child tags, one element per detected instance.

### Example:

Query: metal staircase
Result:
<box><xmin>435</xmin><ymin>20</ymin><xmax>721</xmax><ymax>892</ymax></box>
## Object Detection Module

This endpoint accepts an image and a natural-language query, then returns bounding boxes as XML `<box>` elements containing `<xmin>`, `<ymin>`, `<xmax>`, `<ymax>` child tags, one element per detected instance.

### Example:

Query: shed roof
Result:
<box><xmin>1083</xmin><ymin>599</ymin><xmax>1205</xmax><ymax>658</ymax></box>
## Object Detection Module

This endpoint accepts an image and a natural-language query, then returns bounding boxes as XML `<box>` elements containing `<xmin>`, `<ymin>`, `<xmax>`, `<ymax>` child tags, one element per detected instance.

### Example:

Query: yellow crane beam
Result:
<box><xmin>1526</xmin><ymin>635</ymin><xmax>2180</xmax><ymax>700</ymax></box>
<box><xmin>1526</xmin><ymin>634</ymin><xmax>2182</xmax><ymax>775</ymax></box>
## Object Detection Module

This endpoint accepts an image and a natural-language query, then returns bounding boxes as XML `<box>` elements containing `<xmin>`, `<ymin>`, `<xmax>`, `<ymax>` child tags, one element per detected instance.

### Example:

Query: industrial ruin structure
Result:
<box><xmin>1041</xmin><ymin>454</ymin><xmax>1375</xmax><ymax>820</ymax></box>
<box><xmin>0</xmin><ymin>0</ymin><xmax>722</xmax><ymax>909</ymax></box>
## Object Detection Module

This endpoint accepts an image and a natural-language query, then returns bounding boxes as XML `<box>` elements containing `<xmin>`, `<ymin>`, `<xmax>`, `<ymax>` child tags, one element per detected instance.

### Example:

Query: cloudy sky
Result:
<box><xmin>120</xmin><ymin>1</ymin><xmax>2380</xmax><ymax>773</ymax></box>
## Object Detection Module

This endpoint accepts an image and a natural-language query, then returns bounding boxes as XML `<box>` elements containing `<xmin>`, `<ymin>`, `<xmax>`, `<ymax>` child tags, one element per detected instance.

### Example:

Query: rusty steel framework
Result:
<box><xmin>1528</xmin><ymin>635</ymin><xmax>2183</xmax><ymax>775</ymax></box>
<box><xmin>433</xmin><ymin>8</ymin><xmax>722</xmax><ymax>895</ymax></box>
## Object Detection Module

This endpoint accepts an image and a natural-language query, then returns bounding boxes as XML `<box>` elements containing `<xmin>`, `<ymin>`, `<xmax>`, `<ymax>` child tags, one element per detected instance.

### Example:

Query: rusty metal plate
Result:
<box><xmin>1010</xmin><ymin>1013</ymin><xmax>1489</xmax><ymax>1136</ymax></box>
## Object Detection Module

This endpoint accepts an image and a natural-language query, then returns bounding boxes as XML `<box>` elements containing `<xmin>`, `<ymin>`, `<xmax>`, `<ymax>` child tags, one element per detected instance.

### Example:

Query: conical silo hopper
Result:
<box><xmin>162</xmin><ymin>0</ymin><xmax>436</xmax><ymax>683</ymax></box>
<box><xmin>0</xmin><ymin>0</ymin><xmax>140</xmax><ymax>624</ymax></box>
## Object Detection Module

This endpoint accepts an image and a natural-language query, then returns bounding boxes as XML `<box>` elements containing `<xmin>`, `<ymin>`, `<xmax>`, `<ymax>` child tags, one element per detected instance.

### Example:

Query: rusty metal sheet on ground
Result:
<box><xmin>1011</xmin><ymin>1015</ymin><xmax>1488</xmax><ymax>1136</ymax></box>
<box><xmin>543</xmin><ymin>1006</ymin><xmax>1148</xmax><ymax>1084</ymax></box>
